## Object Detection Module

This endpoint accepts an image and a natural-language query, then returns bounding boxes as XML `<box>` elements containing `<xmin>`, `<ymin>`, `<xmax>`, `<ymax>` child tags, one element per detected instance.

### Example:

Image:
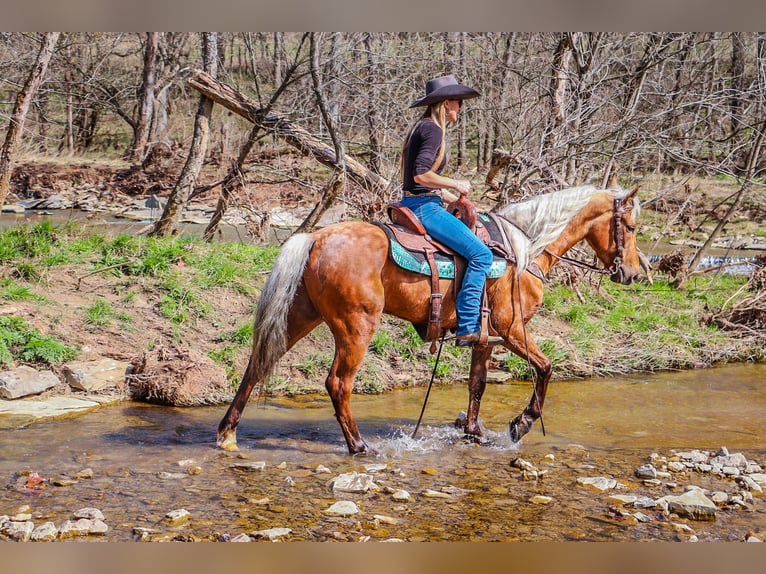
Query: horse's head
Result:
<box><xmin>585</xmin><ymin>186</ymin><xmax>642</xmax><ymax>285</ymax></box>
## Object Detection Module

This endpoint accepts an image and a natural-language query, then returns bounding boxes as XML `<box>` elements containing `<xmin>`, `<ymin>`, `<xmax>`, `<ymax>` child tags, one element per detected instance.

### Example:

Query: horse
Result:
<box><xmin>217</xmin><ymin>183</ymin><xmax>644</xmax><ymax>455</ymax></box>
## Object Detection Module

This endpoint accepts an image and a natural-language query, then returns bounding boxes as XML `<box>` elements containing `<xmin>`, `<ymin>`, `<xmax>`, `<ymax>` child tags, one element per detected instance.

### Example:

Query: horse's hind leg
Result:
<box><xmin>323</xmin><ymin>318</ymin><xmax>381</xmax><ymax>455</ymax></box>
<box><xmin>217</xmin><ymin>286</ymin><xmax>321</xmax><ymax>451</ymax></box>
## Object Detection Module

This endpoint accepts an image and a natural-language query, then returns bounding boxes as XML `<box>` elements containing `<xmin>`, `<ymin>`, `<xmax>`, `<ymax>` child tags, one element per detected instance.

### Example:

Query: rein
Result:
<box><xmin>542</xmin><ymin>196</ymin><xmax>626</xmax><ymax>276</ymax></box>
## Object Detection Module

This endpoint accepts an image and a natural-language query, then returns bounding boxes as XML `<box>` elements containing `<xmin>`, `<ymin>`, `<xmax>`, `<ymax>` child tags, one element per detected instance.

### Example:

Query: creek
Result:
<box><xmin>1</xmin><ymin>363</ymin><xmax>764</xmax><ymax>542</ymax></box>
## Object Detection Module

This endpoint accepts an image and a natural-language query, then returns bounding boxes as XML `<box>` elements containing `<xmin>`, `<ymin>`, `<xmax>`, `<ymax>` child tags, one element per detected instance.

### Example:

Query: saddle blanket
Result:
<box><xmin>375</xmin><ymin>213</ymin><xmax>508</xmax><ymax>280</ymax></box>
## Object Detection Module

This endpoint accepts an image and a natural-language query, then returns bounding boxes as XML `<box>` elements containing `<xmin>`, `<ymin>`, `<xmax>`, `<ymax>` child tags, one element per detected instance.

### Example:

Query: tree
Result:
<box><xmin>128</xmin><ymin>32</ymin><xmax>159</xmax><ymax>162</ymax></box>
<box><xmin>0</xmin><ymin>32</ymin><xmax>60</xmax><ymax>209</ymax></box>
<box><xmin>151</xmin><ymin>32</ymin><xmax>217</xmax><ymax>237</ymax></box>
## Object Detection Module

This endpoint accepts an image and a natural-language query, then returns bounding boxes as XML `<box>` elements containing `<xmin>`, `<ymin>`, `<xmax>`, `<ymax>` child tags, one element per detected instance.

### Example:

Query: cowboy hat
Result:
<box><xmin>409</xmin><ymin>74</ymin><xmax>480</xmax><ymax>108</ymax></box>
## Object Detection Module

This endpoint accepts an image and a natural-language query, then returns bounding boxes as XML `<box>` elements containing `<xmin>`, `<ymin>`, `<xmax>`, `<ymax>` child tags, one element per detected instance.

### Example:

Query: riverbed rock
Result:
<box><xmin>3</xmin><ymin>520</ymin><xmax>34</xmax><ymax>541</ymax></box>
<box><xmin>661</xmin><ymin>490</ymin><xmax>718</xmax><ymax>521</ymax></box>
<box><xmin>0</xmin><ymin>365</ymin><xmax>60</xmax><ymax>399</ymax></box>
<box><xmin>63</xmin><ymin>359</ymin><xmax>129</xmax><ymax>392</ymax></box>
<box><xmin>59</xmin><ymin>518</ymin><xmax>108</xmax><ymax>537</ymax></box>
<box><xmin>635</xmin><ymin>464</ymin><xmax>657</xmax><ymax>479</ymax></box>
<box><xmin>251</xmin><ymin>527</ymin><xmax>292</xmax><ymax>540</ymax></box>
<box><xmin>736</xmin><ymin>475</ymin><xmax>763</xmax><ymax>494</ymax></box>
<box><xmin>710</xmin><ymin>452</ymin><xmax>749</xmax><ymax>470</ymax></box>
<box><xmin>331</xmin><ymin>471</ymin><xmax>377</xmax><ymax>493</ymax></box>
<box><xmin>30</xmin><ymin>522</ymin><xmax>59</xmax><ymax>541</ymax></box>
<box><xmin>325</xmin><ymin>501</ymin><xmax>359</xmax><ymax>516</ymax></box>
<box><xmin>392</xmin><ymin>489</ymin><xmax>411</xmax><ymax>502</ymax></box>
<box><xmin>165</xmin><ymin>509</ymin><xmax>190</xmax><ymax>525</ymax></box>
<box><xmin>577</xmin><ymin>477</ymin><xmax>618</xmax><ymax>492</ymax></box>
<box><xmin>74</xmin><ymin>507</ymin><xmax>104</xmax><ymax>520</ymax></box>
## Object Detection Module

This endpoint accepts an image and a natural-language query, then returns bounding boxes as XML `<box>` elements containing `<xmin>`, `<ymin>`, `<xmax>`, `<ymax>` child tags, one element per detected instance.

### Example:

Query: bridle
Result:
<box><xmin>543</xmin><ymin>196</ymin><xmax>628</xmax><ymax>276</ymax></box>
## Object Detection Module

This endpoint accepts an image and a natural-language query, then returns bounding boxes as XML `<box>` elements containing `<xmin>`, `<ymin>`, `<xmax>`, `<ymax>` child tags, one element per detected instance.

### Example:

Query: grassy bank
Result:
<box><xmin>0</xmin><ymin>221</ymin><xmax>763</xmax><ymax>399</ymax></box>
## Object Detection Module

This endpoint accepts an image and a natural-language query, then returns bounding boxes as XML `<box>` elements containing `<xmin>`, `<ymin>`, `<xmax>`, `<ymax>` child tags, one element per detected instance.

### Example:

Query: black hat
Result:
<box><xmin>409</xmin><ymin>74</ymin><xmax>480</xmax><ymax>108</ymax></box>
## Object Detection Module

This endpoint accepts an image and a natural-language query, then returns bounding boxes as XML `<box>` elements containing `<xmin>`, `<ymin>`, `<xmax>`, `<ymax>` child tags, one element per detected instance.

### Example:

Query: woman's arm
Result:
<box><xmin>414</xmin><ymin>171</ymin><xmax>471</xmax><ymax>202</ymax></box>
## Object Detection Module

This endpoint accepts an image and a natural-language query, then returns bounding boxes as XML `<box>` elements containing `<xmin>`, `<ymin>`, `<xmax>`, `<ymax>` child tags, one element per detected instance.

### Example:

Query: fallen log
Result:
<box><xmin>187</xmin><ymin>70</ymin><xmax>390</xmax><ymax>193</ymax></box>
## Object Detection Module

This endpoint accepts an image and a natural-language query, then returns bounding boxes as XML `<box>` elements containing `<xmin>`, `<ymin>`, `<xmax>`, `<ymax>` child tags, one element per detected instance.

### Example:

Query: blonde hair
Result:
<box><xmin>400</xmin><ymin>100</ymin><xmax>449</xmax><ymax>178</ymax></box>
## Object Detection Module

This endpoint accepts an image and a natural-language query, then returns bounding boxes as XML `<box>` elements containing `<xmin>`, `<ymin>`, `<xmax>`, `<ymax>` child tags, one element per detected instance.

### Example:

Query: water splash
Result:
<box><xmin>368</xmin><ymin>424</ymin><xmax>520</xmax><ymax>458</ymax></box>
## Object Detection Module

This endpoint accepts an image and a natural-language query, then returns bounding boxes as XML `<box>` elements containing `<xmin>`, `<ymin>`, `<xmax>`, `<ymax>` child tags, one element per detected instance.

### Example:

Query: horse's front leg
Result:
<box><xmin>505</xmin><ymin>335</ymin><xmax>552</xmax><ymax>443</ymax></box>
<box><xmin>461</xmin><ymin>345</ymin><xmax>493</xmax><ymax>443</ymax></box>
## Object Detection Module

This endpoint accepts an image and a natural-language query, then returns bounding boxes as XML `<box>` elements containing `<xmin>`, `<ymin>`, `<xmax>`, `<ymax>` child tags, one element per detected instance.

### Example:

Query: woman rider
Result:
<box><xmin>400</xmin><ymin>74</ymin><xmax>502</xmax><ymax>347</ymax></box>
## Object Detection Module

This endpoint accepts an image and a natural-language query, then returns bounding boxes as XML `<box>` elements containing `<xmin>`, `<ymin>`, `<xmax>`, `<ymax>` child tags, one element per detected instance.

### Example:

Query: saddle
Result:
<box><xmin>379</xmin><ymin>195</ymin><xmax>517</xmax><ymax>349</ymax></box>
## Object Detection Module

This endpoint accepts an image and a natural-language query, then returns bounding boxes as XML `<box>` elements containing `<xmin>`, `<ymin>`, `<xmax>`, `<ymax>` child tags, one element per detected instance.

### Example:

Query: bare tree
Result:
<box><xmin>0</xmin><ymin>32</ymin><xmax>59</xmax><ymax>209</ymax></box>
<box><xmin>151</xmin><ymin>32</ymin><xmax>218</xmax><ymax>237</ymax></box>
<box><xmin>128</xmin><ymin>32</ymin><xmax>159</xmax><ymax>162</ymax></box>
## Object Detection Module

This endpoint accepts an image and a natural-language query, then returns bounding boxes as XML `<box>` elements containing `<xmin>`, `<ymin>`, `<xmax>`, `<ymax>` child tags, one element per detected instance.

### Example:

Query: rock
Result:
<box><xmin>251</xmin><ymin>527</ymin><xmax>292</xmax><ymax>540</ymax></box>
<box><xmin>661</xmin><ymin>490</ymin><xmax>718</xmax><ymax>521</ymax></box>
<box><xmin>3</xmin><ymin>520</ymin><xmax>34</xmax><ymax>541</ymax></box>
<box><xmin>63</xmin><ymin>359</ymin><xmax>129</xmax><ymax>392</ymax></box>
<box><xmin>165</xmin><ymin>509</ymin><xmax>190</xmax><ymax>525</ymax></box>
<box><xmin>422</xmin><ymin>489</ymin><xmax>452</xmax><ymax>499</ymax></box>
<box><xmin>75</xmin><ymin>468</ymin><xmax>94</xmax><ymax>479</ymax></box>
<box><xmin>363</xmin><ymin>463</ymin><xmax>388</xmax><ymax>473</ymax></box>
<box><xmin>736</xmin><ymin>476</ymin><xmax>763</xmax><ymax>494</ymax></box>
<box><xmin>374</xmin><ymin>514</ymin><xmax>399</xmax><ymax>525</ymax></box>
<box><xmin>231</xmin><ymin>461</ymin><xmax>266</xmax><ymax>471</ymax></box>
<box><xmin>30</xmin><ymin>522</ymin><xmax>59</xmax><ymax>541</ymax></box>
<box><xmin>74</xmin><ymin>507</ymin><xmax>104</xmax><ymax>520</ymax></box>
<box><xmin>710</xmin><ymin>491</ymin><xmax>728</xmax><ymax>504</ymax></box>
<box><xmin>315</xmin><ymin>465</ymin><xmax>331</xmax><ymax>474</ymax></box>
<box><xmin>59</xmin><ymin>518</ymin><xmax>108</xmax><ymax>537</ymax></box>
<box><xmin>0</xmin><ymin>365</ymin><xmax>60</xmax><ymax>399</ymax></box>
<box><xmin>710</xmin><ymin>452</ymin><xmax>748</xmax><ymax>470</ymax></box>
<box><xmin>529</xmin><ymin>495</ymin><xmax>554</xmax><ymax>504</ymax></box>
<box><xmin>676</xmin><ymin>450</ymin><xmax>709</xmax><ymax>464</ymax></box>
<box><xmin>746</xmin><ymin>473</ymin><xmax>766</xmax><ymax>485</ymax></box>
<box><xmin>331</xmin><ymin>471</ymin><xmax>377</xmax><ymax>493</ymax></box>
<box><xmin>667</xmin><ymin>461</ymin><xmax>686</xmax><ymax>473</ymax></box>
<box><xmin>230</xmin><ymin>533</ymin><xmax>252</xmax><ymax>542</ymax></box>
<box><xmin>577</xmin><ymin>477</ymin><xmax>618</xmax><ymax>492</ymax></box>
<box><xmin>636</xmin><ymin>464</ymin><xmax>657</xmax><ymax>479</ymax></box>
<box><xmin>1</xmin><ymin>203</ymin><xmax>26</xmax><ymax>213</ymax></box>
<box><xmin>607</xmin><ymin>494</ymin><xmax>638</xmax><ymax>506</ymax></box>
<box><xmin>325</xmin><ymin>501</ymin><xmax>359</xmax><ymax>516</ymax></box>
<box><xmin>392</xmin><ymin>489</ymin><xmax>410</xmax><ymax>502</ymax></box>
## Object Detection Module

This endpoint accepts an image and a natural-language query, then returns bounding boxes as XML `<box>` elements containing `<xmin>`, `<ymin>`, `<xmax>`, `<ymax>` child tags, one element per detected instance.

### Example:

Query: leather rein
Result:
<box><xmin>543</xmin><ymin>196</ymin><xmax>627</xmax><ymax>276</ymax></box>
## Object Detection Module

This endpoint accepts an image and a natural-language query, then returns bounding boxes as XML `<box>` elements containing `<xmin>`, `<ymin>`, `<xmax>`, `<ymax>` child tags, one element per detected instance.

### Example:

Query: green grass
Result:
<box><xmin>0</xmin><ymin>315</ymin><xmax>78</xmax><ymax>368</ymax></box>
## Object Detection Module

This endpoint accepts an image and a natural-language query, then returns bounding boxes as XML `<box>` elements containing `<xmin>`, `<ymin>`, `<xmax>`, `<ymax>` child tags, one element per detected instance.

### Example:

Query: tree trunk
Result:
<box><xmin>128</xmin><ymin>32</ymin><xmax>159</xmax><ymax>162</ymax></box>
<box><xmin>363</xmin><ymin>33</ymin><xmax>383</xmax><ymax>175</ymax></box>
<box><xmin>0</xmin><ymin>32</ymin><xmax>60</xmax><ymax>209</ymax></box>
<box><xmin>151</xmin><ymin>33</ymin><xmax>218</xmax><ymax>237</ymax></box>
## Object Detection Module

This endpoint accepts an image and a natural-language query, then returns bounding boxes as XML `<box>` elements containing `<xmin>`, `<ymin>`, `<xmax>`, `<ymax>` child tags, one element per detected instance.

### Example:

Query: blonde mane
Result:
<box><xmin>493</xmin><ymin>185</ymin><xmax>637</xmax><ymax>274</ymax></box>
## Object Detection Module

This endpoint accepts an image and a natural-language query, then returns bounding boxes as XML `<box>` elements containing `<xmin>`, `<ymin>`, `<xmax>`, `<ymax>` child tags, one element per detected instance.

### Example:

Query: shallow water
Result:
<box><xmin>1</xmin><ymin>363</ymin><xmax>765</xmax><ymax>542</ymax></box>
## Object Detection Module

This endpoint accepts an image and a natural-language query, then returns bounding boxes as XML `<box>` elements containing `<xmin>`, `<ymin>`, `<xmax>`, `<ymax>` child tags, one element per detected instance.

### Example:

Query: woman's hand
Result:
<box><xmin>453</xmin><ymin>179</ymin><xmax>471</xmax><ymax>196</ymax></box>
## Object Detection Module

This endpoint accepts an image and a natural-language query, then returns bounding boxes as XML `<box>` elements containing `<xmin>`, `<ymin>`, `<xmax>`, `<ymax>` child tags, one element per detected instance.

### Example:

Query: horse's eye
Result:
<box><xmin>626</xmin><ymin>225</ymin><xmax>635</xmax><ymax>233</ymax></box>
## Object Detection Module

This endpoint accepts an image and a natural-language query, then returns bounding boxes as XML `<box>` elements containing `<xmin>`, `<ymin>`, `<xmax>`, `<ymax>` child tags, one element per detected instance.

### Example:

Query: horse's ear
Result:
<box><xmin>623</xmin><ymin>185</ymin><xmax>640</xmax><ymax>209</ymax></box>
<box><xmin>607</xmin><ymin>174</ymin><xmax>619</xmax><ymax>190</ymax></box>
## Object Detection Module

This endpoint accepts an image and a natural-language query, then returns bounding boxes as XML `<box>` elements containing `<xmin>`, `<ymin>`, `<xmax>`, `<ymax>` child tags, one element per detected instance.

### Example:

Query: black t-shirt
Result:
<box><xmin>402</xmin><ymin>119</ymin><xmax>447</xmax><ymax>194</ymax></box>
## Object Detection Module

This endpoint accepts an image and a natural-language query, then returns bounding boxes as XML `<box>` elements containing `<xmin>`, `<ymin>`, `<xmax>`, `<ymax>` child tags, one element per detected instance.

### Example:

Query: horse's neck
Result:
<box><xmin>533</xmin><ymin>204</ymin><xmax>598</xmax><ymax>275</ymax></box>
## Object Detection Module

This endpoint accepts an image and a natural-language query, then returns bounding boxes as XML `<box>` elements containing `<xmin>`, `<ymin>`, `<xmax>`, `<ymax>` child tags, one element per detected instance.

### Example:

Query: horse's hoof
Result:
<box><xmin>217</xmin><ymin>431</ymin><xmax>239</xmax><ymax>451</ymax></box>
<box><xmin>509</xmin><ymin>415</ymin><xmax>529</xmax><ymax>444</ymax></box>
<box><xmin>463</xmin><ymin>433</ymin><xmax>492</xmax><ymax>446</ymax></box>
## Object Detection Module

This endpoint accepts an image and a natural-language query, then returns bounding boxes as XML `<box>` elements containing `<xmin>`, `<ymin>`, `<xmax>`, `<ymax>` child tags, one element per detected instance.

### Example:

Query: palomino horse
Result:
<box><xmin>217</xmin><ymin>184</ymin><xmax>643</xmax><ymax>454</ymax></box>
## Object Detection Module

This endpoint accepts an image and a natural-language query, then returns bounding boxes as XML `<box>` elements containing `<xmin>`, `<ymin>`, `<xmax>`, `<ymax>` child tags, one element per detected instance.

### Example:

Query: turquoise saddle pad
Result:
<box><xmin>376</xmin><ymin>215</ymin><xmax>508</xmax><ymax>280</ymax></box>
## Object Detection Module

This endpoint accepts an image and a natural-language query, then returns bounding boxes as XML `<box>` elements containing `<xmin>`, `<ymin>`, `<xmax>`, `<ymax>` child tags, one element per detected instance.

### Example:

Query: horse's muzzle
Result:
<box><xmin>610</xmin><ymin>264</ymin><xmax>639</xmax><ymax>285</ymax></box>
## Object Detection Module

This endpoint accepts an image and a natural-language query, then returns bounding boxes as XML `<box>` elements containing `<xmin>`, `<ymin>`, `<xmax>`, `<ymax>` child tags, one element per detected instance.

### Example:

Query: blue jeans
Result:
<box><xmin>401</xmin><ymin>195</ymin><xmax>493</xmax><ymax>336</ymax></box>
